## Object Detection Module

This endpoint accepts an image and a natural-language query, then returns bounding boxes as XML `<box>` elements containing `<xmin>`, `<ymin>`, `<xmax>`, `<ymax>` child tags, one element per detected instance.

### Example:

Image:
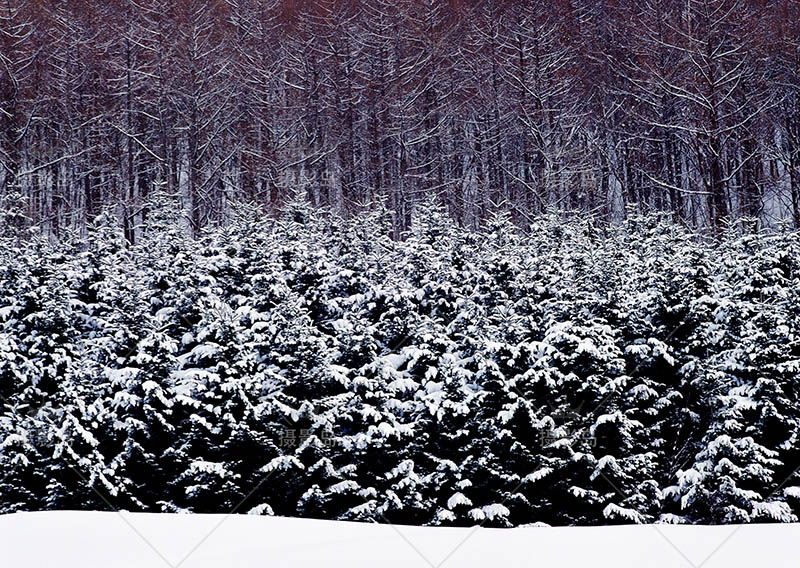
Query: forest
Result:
<box><xmin>2</xmin><ymin>0</ymin><xmax>800</xmax><ymax>241</ymax></box>
<box><xmin>3</xmin><ymin>0</ymin><xmax>800</xmax><ymax>531</ymax></box>
<box><xmin>1</xmin><ymin>197</ymin><xmax>799</xmax><ymax>525</ymax></box>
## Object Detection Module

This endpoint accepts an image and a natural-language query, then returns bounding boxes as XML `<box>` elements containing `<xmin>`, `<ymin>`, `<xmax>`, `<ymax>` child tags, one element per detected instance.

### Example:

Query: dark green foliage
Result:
<box><xmin>1</xmin><ymin>202</ymin><xmax>799</xmax><ymax>526</ymax></box>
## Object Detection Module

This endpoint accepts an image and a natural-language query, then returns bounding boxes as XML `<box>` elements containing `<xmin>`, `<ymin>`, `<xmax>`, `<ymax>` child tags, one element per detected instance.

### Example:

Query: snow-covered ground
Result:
<box><xmin>0</xmin><ymin>511</ymin><xmax>797</xmax><ymax>567</ymax></box>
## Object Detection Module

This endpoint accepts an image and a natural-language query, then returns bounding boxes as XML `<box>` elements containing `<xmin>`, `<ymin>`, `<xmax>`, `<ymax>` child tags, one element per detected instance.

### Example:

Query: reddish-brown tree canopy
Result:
<box><xmin>2</xmin><ymin>0</ymin><xmax>800</xmax><ymax>239</ymax></box>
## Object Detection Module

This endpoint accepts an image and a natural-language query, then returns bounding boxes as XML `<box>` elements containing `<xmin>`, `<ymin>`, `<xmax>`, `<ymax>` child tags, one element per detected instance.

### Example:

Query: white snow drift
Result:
<box><xmin>0</xmin><ymin>511</ymin><xmax>798</xmax><ymax>567</ymax></box>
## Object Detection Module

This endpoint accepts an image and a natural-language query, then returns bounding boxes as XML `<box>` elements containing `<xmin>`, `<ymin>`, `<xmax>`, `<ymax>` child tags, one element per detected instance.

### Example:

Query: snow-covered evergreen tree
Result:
<box><xmin>2</xmin><ymin>203</ymin><xmax>800</xmax><ymax>527</ymax></box>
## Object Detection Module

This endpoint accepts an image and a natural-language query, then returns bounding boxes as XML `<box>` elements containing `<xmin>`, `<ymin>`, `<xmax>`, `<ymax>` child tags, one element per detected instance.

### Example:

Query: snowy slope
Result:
<box><xmin>0</xmin><ymin>512</ymin><xmax>797</xmax><ymax>567</ymax></box>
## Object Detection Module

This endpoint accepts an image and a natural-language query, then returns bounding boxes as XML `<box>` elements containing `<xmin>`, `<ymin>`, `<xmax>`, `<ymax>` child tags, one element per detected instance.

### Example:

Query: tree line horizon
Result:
<box><xmin>2</xmin><ymin>0</ymin><xmax>800</xmax><ymax>241</ymax></box>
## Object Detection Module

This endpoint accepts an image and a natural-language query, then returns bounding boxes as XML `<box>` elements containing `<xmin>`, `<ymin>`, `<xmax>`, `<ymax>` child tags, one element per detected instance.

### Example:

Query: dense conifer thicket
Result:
<box><xmin>2</xmin><ymin>196</ymin><xmax>800</xmax><ymax>526</ymax></box>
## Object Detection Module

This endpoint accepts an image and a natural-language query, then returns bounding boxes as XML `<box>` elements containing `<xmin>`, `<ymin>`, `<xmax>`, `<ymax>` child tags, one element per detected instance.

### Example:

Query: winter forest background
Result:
<box><xmin>3</xmin><ymin>0</ymin><xmax>800</xmax><ymax>237</ymax></box>
<box><xmin>2</xmin><ymin>0</ymin><xmax>800</xmax><ymax>529</ymax></box>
